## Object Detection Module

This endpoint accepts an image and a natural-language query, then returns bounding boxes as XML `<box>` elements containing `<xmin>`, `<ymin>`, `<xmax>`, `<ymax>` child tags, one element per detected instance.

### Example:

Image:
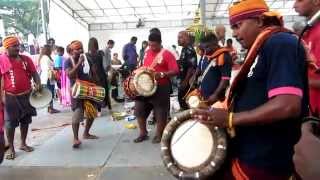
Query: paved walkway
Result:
<box><xmin>0</xmin><ymin>101</ymin><xmax>176</xmax><ymax>180</ymax></box>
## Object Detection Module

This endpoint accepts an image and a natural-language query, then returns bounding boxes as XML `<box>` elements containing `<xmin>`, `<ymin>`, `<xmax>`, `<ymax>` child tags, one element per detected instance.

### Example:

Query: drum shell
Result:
<box><xmin>71</xmin><ymin>80</ymin><xmax>105</xmax><ymax>102</ymax></box>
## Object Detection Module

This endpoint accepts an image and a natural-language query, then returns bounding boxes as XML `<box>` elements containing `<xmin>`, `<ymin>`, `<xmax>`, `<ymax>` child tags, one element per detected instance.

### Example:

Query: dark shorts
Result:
<box><xmin>134</xmin><ymin>84</ymin><xmax>170</xmax><ymax>121</ymax></box>
<box><xmin>0</xmin><ymin>132</ymin><xmax>4</xmax><ymax>164</ymax></box>
<box><xmin>4</xmin><ymin>93</ymin><xmax>36</xmax><ymax>129</ymax></box>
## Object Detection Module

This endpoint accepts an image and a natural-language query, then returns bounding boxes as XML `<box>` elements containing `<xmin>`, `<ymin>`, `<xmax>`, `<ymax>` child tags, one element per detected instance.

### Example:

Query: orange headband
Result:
<box><xmin>69</xmin><ymin>40</ymin><xmax>83</xmax><ymax>50</ymax></box>
<box><xmin>3</xmin><ymin>36</ymin><xmax>20</xmax><ymax>49</ymax></box>
<box><xmin>229</xmin><ymin>0</ymin><xmax>269</xmax><ymax>25</ymax></box>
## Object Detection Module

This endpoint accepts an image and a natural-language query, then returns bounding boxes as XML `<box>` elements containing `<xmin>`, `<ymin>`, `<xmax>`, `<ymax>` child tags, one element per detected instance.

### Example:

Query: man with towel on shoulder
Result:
<box><xmin>0</xmin><ymin>36</ymin><xmax>41</xmax><ymax>160</ymax></box>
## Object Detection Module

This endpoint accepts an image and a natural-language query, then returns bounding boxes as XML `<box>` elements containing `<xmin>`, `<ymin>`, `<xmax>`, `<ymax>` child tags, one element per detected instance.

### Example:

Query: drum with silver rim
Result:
<box><xmin>161</xmin><ymin>109</ymin><xmax>227</xmax><ymax>180</ymax></box>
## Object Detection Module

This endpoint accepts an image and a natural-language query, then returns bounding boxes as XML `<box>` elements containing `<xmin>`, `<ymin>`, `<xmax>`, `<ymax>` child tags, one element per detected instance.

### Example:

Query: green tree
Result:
<box><xmin>0</xmin><ymin>0</ymin><xmax>41</xmax><ymax>37</ymax></box>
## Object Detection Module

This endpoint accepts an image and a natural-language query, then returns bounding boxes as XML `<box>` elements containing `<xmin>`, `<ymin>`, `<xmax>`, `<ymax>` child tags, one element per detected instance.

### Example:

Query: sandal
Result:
<box><xmin>152</xmin><ymin>136</ymin><xmax>161</xmax><ymax>144</ymax></box>
<box><xmin>72</xmin><ymin>140</ymin><xmax>82</xmax><ymax>149</ymax></box>
<box><xmin>5</xmin><ymin>151</ymin><xmax>15</xmax><ymax>160</ymax></box>
<box><xmin>133</xmin><ymin>135</ymin><xmax>149</xmax><ymax>143</ymax></box>
<box><xmin>83</xmin><ymin>134</ymin><xmax>99</xmax><ymax>139</ymax></box>
<box><xmin>19</xmin><ymin>145</ymin><xmax>34</xmax><ymax>152</ymax></box>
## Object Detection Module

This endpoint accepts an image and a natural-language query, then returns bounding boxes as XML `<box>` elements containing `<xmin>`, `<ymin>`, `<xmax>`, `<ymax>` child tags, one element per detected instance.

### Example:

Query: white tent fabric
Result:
<box><xmin>53</xmin><ymin>0</ymin><xmax>298</xmax><ymax>24</ymax></box>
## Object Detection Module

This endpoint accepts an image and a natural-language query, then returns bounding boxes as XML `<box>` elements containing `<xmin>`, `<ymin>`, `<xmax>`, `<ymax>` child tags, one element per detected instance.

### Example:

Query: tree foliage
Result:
<box><xmin>0</xmin><ymin>0</ymin><xmax>41</xmax><ymax>37</ymax></box>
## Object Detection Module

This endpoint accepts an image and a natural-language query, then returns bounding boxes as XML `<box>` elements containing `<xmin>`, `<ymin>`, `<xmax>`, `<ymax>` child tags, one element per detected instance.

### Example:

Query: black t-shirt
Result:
<box><xmin>178</xmin><ymin>45</ymin><xmax>197</xmax><ymax>80</ymax></box>
<box><xmin>231</xmin><ymin>32</ymin><xmax>308</xmax><ymax>175</ymax></box>
<box><xmin>85</xmin><ymin>51</ymin><xmax>107</xmax><ymax>87</ymax></box>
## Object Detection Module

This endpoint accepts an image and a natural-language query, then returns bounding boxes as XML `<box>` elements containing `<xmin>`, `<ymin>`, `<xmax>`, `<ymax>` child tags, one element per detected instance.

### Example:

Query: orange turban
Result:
<box><xmin>229</xmin><ymin>0</ymin><xmax>269</xmax><ymax>25</ymax></box>
<box><xmin>2</xmin><ymin>36</ymin><xmax>20</xmax><ymax>49</ymax></box>
<box><xmin>69</xmin><ymin>40</ymin><xmax>83</xmax><ymax>50</ymax></box>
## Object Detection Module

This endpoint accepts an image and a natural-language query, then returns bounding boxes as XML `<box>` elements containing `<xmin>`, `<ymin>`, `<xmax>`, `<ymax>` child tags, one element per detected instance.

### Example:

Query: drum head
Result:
<box><xmin>29</xmin><ymin>88</ymin><xmax>52</xmax><ymax>109</ymax></box>
<box><xmin>171</xmin><ymin>120</ymin><xmax>214</xmax><ymax>169</ymax></box>
<box><xmin>187</xmin><ymin>96</ymin><xmax>201</xmax><ymax>108</ymax></box>
<box><xmin>133</xmin><ymin>71</ymin><xmax>157</xmax><ymax>96</ymax></box>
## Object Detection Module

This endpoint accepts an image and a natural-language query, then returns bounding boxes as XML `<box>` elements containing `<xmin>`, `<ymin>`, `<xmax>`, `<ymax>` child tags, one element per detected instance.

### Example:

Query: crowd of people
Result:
<box><xmin>0</xmin><ymin>0</ymin><xmax>319</xmax><ymax>179</ymax></box>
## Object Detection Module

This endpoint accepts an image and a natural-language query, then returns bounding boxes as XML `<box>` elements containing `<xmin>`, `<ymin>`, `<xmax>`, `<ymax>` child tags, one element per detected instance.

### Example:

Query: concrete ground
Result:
<box><xmin>0</xmin><ymin>100</ymin><xmax>177</xmax><ymax>180</ymax></box>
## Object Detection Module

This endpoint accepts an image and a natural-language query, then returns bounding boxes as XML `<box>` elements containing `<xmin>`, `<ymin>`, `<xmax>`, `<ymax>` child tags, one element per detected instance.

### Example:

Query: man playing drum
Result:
<box><xmin>134</xmin><ymin>33</ymin><xmax>179</xmax><ymax>144</ymax></box>
<box><xmin>195</xmin><ymin>33</ymin><xmax>232</xmax><ymax>107</ymax></box>
<box><xmin>64</xmin><ymin>40</ymin><xmax>100</xmax><ymax>148</ymax></box>
<box><xmin>0</xmin><ymin>36</ymin><xmax>41</xmax><ymax>160</ymax></box>
<box><xmin>191</xmin><ymin>0</ymin><xmax>309</xmax><ymax>179</ymax></box>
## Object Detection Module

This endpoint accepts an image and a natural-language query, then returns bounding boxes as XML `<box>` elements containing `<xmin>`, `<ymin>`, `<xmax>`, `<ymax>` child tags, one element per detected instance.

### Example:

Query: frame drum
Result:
<box><xmin>161</xmin><ymin>110</ymin><xmax>227</xmax><ymax>179</ymax></box>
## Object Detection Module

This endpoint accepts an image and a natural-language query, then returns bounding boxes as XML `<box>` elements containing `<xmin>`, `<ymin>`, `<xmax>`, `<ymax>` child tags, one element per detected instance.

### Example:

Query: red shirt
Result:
<box><xmin>2</xmin><ymin>55</ymin><xmax>36</xmax><ymax>94</ymax></box>
<box><xmin>0</xmin><ymin>103</ymin><xmax>3</xmax><ymax>133</ymax></box>
<box><xmin>143</xmin><ymin>49</ymin><xmax>179</xmax><ymax>85</ymax></box>
<box><xmin>303</xmin><ymin>22</ymin><xmax>320</xmax><ymax>113</ymax></box>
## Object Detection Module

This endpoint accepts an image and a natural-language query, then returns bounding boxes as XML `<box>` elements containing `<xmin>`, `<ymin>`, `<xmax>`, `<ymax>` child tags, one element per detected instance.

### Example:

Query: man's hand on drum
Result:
<box><xmin>155</xmin><ymin>72</ymin><xmax>165</xmax><ymax>80</ymax></box>
<box><xmin>191</xmin><ymin>108</ymin><xmax>228</xmax><ymax>127</ymax></box>
<box><xmin>34</xmin><ymin>83</ymin><xmax>42</xmax><ymax>92</ymax></box>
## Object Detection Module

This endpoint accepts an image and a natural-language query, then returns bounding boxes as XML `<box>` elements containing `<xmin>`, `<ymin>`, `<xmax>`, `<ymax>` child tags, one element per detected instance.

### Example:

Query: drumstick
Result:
<box><xmin>171</xmin><ymin>120</ymin><xmax>199</xmax><ymax>147</ymax></box>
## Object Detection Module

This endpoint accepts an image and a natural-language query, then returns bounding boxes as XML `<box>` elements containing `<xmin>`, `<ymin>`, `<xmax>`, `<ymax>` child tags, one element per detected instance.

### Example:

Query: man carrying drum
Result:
<box><xmin>134</xmin><ymin>33</ymin><xmax>179</xmax><ymax>144</ymax></box>
<box><xmin>191</xmin><ymin>0</ymin><xmax>308</xmax><ymax>179</ymax></box>
<box><xmin>64</xmin><ymin>40</ymin><xmax>100</xmax><ymax>148</ymax></box>
<box><xmin>191</xmin><ymin>33</ymin><xmax>232</xmax><ymax>107</ymax></box>
<box><xmin>0</xmin><ymin>36</ymin><xmax>41</xmax><ymax>160</ymax></box>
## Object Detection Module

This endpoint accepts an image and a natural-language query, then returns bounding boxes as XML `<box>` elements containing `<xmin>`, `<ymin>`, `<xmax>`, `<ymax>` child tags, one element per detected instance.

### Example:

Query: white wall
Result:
<box><xmin>89</xmin><ymin>15</ymin><xmax>305</xmax><ymax>57</ymax></box>
<box><xmin>48</xmin><ymin>2</ymin><xmax>89</xmax><ymax>50</ymax></box>
<box><xmin>90</xmin><ymin>27</ymin><xmax>185</xmax><ymax>59</ymax></box>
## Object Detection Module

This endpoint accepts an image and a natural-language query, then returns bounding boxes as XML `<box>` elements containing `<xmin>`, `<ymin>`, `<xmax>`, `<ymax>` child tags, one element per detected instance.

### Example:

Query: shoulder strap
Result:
<box><xmin>199</xmin><ymin>59</ymin><xmax>215</xmax><ymax>83</ymax></box>
<box><xmin>149</xmin><ymin>49</ymin><xmax>165</xmax><ymax>69</ymax></box>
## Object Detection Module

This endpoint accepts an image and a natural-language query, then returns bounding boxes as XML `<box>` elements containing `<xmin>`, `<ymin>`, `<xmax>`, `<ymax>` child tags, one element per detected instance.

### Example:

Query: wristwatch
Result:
<box><xmin>160</xmin><ymin>72</ymin><xmax>166</xmax><ymax>78</ymax></box>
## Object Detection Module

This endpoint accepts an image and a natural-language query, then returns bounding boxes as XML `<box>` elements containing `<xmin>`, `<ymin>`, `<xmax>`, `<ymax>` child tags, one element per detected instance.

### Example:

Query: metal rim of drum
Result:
<box><xmin>29</xmin><ymin>88</ymin><xmax>53</xmax><ymax>109</ymax></box>
<box><xmin>123</xmin><ymin>76</ymin><xmax>136</xmax><ymax>98</ymax></box>
<box><xmin>161</xmin><ymin>109</ymin><xmax>228</xmax><ymax>180</ymax></box>
<box><xmin>132</xmin><ymin>69</ymin><xmax>157</xmax><ymax>97</ymax></box>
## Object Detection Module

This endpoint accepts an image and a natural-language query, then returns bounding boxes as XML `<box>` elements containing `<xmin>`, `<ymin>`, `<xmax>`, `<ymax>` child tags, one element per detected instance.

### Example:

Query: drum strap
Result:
<box><xmin>198</xmin><ymin>59</ymin><xmax>215</xmax><ymax>83</ymax></box>
<box><xmin>149</xmin><ymin>49</ymin><xmax>165</xmax><ymax>70</ymax></box>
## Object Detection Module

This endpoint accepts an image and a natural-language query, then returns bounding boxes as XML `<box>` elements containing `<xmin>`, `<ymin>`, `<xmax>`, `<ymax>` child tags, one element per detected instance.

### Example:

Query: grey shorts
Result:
<box><xmin>4</xmin><ymin>93</ymin><xmax>35</xmax><ymax>129</ymax></box>
<box><xmin>72</xmin><ymin>108</ymin><xmax>84</xmax><ymax>124</ymax></box>
<box><xmin>5</xmin><ymin>113</ymin><xmax>32</xmax><ymax>129</ymax></box>
<box><xmin>134</xmin><ymin>84</ymin><xmax>170</xmax><ymax>122</ymax></box>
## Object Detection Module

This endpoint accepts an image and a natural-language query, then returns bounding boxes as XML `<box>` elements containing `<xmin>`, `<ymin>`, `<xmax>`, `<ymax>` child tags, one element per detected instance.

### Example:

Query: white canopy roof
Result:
<box><xmin>54</xmin><ymin>0</ymin><xmax>298</xmax><ymax>24</ymax></box>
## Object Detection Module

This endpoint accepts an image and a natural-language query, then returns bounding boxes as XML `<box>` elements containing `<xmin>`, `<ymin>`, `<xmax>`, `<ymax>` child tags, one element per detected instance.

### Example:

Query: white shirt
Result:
<box><xmin>39</xmin><ymin>55</ymin><xmax>55</xmax><ymax>85</ymax></box>
<box><xmin>28</xmin><ymin>33</ymin><xmax>35</xmax><ymax>46</ymax></box>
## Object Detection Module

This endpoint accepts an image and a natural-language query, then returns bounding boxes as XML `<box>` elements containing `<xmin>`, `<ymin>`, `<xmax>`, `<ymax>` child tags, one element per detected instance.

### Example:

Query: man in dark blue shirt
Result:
<box><xmin>122</xmin><ymin>36</ymin><xmax>138</xmax><ymax>72</ymax></box>
<box><xmin>177</xmin><ymin>31</ymin><xmax>197</xmax><ymax>110</ymax></box>
<box><xmin>192</xmin><ymin>0</ymin><xmax>308</xmax><ymax>179</ymax></box>
<box><xmin>197</xmin><ymin>33</ymin><xmax>232</xmax><ymax>105</ymax></box>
